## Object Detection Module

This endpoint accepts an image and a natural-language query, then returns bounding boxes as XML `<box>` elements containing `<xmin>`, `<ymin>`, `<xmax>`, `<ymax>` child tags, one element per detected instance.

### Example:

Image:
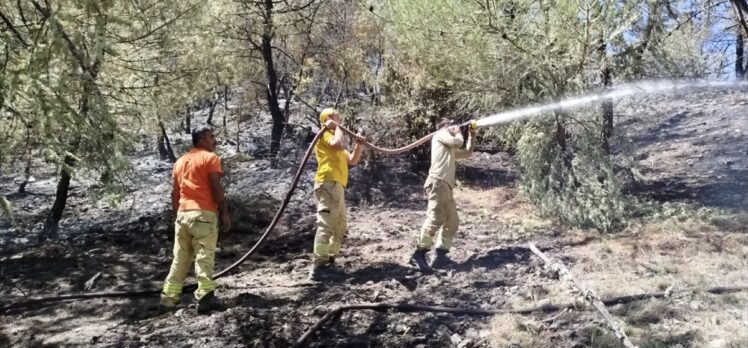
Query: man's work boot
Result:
<box><xmin>430</xmin><ymin>248</ymin><xmax>457</xmax><ymax>269</ymax></box>
<box><xmin>196</xmin><ymin>291</ymin><xmax>224</xmax><ymax>315</ymax></box>
<box><xmin>408</xmin><ymin>249</ymin><xmax>433</xmax><ymax>274</ymax></box>
<box><xmin>159</xmin><ymin>295</ymin><xmax>180</xmax><ymax>314</ymax></box>
<box><xmin>308</xmin><ymin>264</ymin><xmax>322</xmax><ymax>281</ymax></box>
<box><xmin>308</xmin><ymin>261</ymin><xmax>341</xmax><ymax>281</ymax></box>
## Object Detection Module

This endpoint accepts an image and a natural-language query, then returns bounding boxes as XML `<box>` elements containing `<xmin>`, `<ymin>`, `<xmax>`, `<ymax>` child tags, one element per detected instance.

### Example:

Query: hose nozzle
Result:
<box><xmin>459</xmin><ymin>120</ymin><xmax>477</xmax><ymax>132</ymax></box>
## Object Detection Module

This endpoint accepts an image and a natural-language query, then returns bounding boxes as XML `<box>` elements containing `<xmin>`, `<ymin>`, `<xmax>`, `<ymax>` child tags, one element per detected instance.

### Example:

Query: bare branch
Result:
<box><xmin>276</xmin><ymin>0</ymin><xmax>317</xmax><ymax>14</ymax></box>
<box><xmin>293</xmin><ymin>285</ymin><xmax>748</xmax><ymax>348</ymax></box>
<box><xmin>731</xmin><ymin>0</ymin><xmax>748</xmax><ymax>35</ymax></box>
<box><xmin>529</xmin><ymin>243</ymin><xmax>637</xmax><ymax>348</ymax></box>
<box><xmin>0</xmin><ymin>10</ymin><xmax>29</xmax><ymax>47</ymax></box>
<box><xmin>30</xmin><ymin>0</ymin><xmax>91</xmax><ymax>75</ymax></box>
<box><xmin>271</xmin><ymin>45</ymin><xmax>299</xmax><ymax>66</ymax></box>
<box><xmin>115</xmin><ymin>3</ymin><xmax>199</xmax><ymax>44</ymax></box>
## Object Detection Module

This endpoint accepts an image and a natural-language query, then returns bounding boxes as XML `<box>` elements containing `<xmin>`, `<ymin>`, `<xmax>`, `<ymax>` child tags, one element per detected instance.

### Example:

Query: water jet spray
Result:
<box><xmin>470</xmin><ymin>80</ymin><xmax>747</xmax><ymax>129</ymax></box>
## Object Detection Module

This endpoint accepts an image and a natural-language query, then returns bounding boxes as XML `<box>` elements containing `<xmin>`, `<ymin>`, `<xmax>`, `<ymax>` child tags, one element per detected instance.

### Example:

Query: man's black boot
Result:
<box><xmin>408</xmin><ymin>249</ymin><xmax>433</xmax><ymax>274</ymax></box>
<box><xmin>196</xmin><ymin>291</ymin><xmax>224</xmax><ymax>315</ymax></box>
<box><xmin>430</xmin><ymin>248</ymin><xmax>456</xmax><ymax>269</ymax></box>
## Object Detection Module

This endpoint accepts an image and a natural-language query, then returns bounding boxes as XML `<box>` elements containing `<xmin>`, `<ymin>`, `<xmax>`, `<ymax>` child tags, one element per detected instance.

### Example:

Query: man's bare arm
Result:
<box><xmin>346</xmin><ymin>140</ymin><xmax>365</xmax><ymax>166</ymax></box>
<box><xmin>171</xmin><ymin>180</ymin><xmax>180</xmax><ymax>212</ymax></box>
<box><xmin>209</xmin><ymin>172</ymin><xmax>231</xmax><ymax>232</ymax></box>
<box><xmin>326</xmin><ymin>126</ymin><xmax>346</xmax><ymax>150</ymax></box>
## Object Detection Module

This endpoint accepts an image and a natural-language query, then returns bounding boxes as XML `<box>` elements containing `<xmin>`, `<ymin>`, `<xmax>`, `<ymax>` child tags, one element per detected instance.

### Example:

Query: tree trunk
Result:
<box><xmin>223</xmin><ymin>85</ymin><xmax>228</xmax><ymax>128</ymax></box>
<box><xmin>554</xmin><ymin>113</ymin><xmax>567</xmax><ymax>152</ymax></box>
<box><xmin>554</xmin><ymin>111</ymin><xmax>581</xmax><ymax>188</ymax></box>
<box><xmin>42</xmin><ymin>154</ymin><xmax>74</xmax><ymax>239</ymax></box>
<box><xmin>40</xmin><ymin>1</ymin><xmax>106</xmax><ymax>241</ymax></box>
<box><xmin>185</xmin><ymin>105</ymin><xmax>191</xmax><ymax>134</ymax></box>
<box><xmin>737</xmin><ymin>28</ymin><xmax>745</xmax><ymax>79</ymax></box>
<box><xmin>261</xmin><ymin>0</ymin><xmax>285</xmax><ymax>158</ymax></box>
<box><xmin>157</xmin><ymin>133</ymin><xmax>168</xmax><ymax>159</ymax></box>
<box><xmin>18</xmin><ymin>156</ymin><xmax>31</xmax><ymax>194</ymax></box>
<box><xmin>733</xmin><ymin>0</ymin><xmax>748</xmax><ymax>35</ymax></box>
<box><xmin>207</xmin><ymin>100</ymin><xmax>217</xmax><ymax>126</ymax></box>
<box><xmin>18</xmin><ymin>129</ymin><xmax>32</xmax><ymax>194</ymax></box>
<box><xmin>600</xmin><ymin>43</ymin><xmax>614</xmax><ymax>154</ymax></box>
<box><xmin>158</xmin><ymin>121</ymin><xmax>177</xmax><ymax>162</ymax></box>
<box><xmin>236</xmin><ymin>105</ymin><xmax>242</xmax><ymax>153</ymax></box>
<box><xmin>629</xmin><ymin>1</ymin><xmax>661</xmax><ymax>76</ymax></box>
<box><xmin>601</xmin><ymin>97</ymin><xmax>614</xmax><ymax>154</ymax></box>
<box><xmin>42</xmin><ymin>79</ymin><xmax>95</xmax><ymax>240</ymax></box>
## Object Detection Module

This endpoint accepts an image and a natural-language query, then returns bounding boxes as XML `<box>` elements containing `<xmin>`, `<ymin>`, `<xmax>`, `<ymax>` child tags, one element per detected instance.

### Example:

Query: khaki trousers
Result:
<box><xmin>417</xmin><ymin>178</ymin><xmax>459</xmax><ymax>251</ymax></box>
<box><xmin>312</xmin><ymin>181</ymin><xmax>347</xmax><ymax>265</ymax></box>
<box><xmin>161</xmin><ymin>210</ymin><xmax>218</xmax><ymax>305</ymax></box>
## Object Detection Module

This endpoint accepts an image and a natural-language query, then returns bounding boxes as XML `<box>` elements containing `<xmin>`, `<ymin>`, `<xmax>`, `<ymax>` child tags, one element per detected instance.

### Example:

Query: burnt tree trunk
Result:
<box><xmin>554</xmin><ymin>110</ymin><xmax>580</xmax><ymax>187</ymax></box>
<box><xmin>733</xmin><ymin>0</ymin><xmax>748</xmax><ymax>34</ymax></box>
<box><xmin>737</xmin><ymin>28</ymin><xmax>745</xmax><ymax>79</ymax></box>
<box><xmin>18</xmin><ymin>156</ymin><xmax>31</xmax><ymax>194</ymax></box>
<box><xmin>600</xmin><ymin>43</ymin><xmax>614</xmax><ymax>154</ymax></box>
<box><xmin>39</xmin><ymin>0</ymin><xmax>107</xmax><ymax>241</ymax></box>
<box><xmin>42</xmin><ymin>76</ymin><xmax>96</xmax><ymax>240</ymax></box>
<box><xmin>157</xmin><ymin>133</ymin><xmax>168</xmax><ymax>159</ymax></box>
<box><xmin>555</xmin><ymin>115</ymin><xmax>567</xmax><ymax>152</ymax></box>
<box><xmin>223</xmin><ymin>85</ymin><xmax>229</xmax><ymax>128</ymax></box>
<box><xmin>207</xmin><ymin>100</ymin><xmax>217</xmax><ymax>126</ymax></box>
<box><xmin>185</xmin><ymin>105</ymin><xmax>191</xmax><ymax>134</ymax></box>
<box><xmin>158</xmin><ymin>121</ymin><xmax>177</xmax><ymax>162</ymax></box>
<box><xmin>236</xmin><ymin>105</ymin><xmax>242</xmax><ymax>153</ymax></box>
<box><xmin>42</xmin><ymin>153</ymin><xmax>75</xmax><ymax>239</ymax></box>
<box><xmin>43</xmin><ymin>101</ymin><xmax>88</xmax><ymax>239</ymax></box>
<box><xmin>629</xmin><ymin>1</ymin><xmax>661</xmax><ymax>76</ymax></box>
<box><xmin>260</xmin><ymin>0</ymin><xmax>285</xmax><ymax>158</ymax></box>
<box><xmin>18</xmin><ymin>128</ymin><xmax>32</xmax><ymax>194</ymax></box>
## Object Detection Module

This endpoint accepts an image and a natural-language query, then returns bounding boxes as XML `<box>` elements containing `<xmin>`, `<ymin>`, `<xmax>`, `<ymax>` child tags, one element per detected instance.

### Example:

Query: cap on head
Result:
<box><xmin>320</xmin><ymin>108</ymin><xmax>337</xmax><ymax>124</ymax></box>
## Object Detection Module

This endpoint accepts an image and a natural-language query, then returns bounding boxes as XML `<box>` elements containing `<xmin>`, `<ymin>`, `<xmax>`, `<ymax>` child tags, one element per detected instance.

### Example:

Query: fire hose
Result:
<box><xmin>0</xmin><ymin>120</ymin><xmax>476</xmax><ymax>314</ymax></box>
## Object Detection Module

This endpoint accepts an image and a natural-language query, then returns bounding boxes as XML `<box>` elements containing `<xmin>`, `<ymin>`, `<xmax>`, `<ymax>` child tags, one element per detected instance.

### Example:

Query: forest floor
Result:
<box><xmin>1</xmin><ymin>86</ymin><xmax>747</xmax><ymax>348</ymax></box>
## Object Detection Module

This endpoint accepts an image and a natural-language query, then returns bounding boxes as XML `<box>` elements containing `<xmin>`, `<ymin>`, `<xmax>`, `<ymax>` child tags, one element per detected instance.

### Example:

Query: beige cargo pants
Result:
<box><xmin>160</xmin><ymin>210</ymin><xmax>218</xmax><ymax>306</ymax></box>
<box><xmin>417</xmin><ymin>178</ymin><xmax>459</xmax><ymax>251</ymax></box>
<box><xmin>312</xmin><ymin>181</ymin><xmax>347</xmax><ymax>265</ymax></box>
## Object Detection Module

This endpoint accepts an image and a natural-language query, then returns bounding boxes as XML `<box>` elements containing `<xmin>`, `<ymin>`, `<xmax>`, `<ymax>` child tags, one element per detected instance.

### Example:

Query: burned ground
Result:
<box><xmin>1</xmin><ymin>89</ymin><xmax>747</xmax><ymax>347</ymax></box>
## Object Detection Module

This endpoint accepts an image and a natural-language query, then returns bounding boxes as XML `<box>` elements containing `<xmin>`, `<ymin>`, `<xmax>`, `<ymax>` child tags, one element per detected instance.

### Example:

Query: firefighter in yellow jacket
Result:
<box><xmin>409</xmin><ymin>118</ymin><xmax>476</xmax><ymax>273</ymax></box>
<box><xmin>309</xmin><ymin>108</ymin><xmax>366</xmax><ymax>280</ymax></box>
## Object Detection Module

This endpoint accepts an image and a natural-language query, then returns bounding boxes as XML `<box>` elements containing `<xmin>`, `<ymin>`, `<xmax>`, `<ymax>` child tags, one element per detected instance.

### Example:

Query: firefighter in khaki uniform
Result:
<box><xmin>160</xmin><ymin>127</ymin><xmax>231</xmax><ymax>314</ymax></box>
<box><xmin>409</xmin><ymin>118</ymin><xmax>476</xmax><ymax>273</ymax></box>
<box><xmin>309</xmin><ymin>108</ymin><xmax>366</xmax><ymax>281</ymax></box>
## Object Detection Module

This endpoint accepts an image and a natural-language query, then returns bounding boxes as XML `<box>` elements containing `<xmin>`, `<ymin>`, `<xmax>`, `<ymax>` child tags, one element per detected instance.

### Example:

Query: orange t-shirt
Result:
<box><xmin>172</xmin><ymin>148</ymin><xmax>223</xmax><ymax>212</ymax></box>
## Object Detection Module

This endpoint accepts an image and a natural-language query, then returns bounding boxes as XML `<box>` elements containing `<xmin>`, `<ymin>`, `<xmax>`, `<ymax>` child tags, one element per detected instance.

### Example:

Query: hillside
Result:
<box><xmin>1</xmin><ymin>87</ymin><xmax>747</xmax><ymax>347</ymax></box>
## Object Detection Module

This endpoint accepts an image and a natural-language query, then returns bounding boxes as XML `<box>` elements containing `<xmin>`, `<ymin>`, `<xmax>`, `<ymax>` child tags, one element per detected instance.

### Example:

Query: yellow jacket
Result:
<box><xmin>314</xmin><ymin>130</ymin><xmax>349</xmax><ymax>187</ymax></box>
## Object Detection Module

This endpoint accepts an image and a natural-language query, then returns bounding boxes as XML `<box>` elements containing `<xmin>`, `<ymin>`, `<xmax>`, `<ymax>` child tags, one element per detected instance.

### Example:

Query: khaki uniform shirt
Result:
<box><xmin>425</xmin><ymin>129</ymin><xmax>474</xmax><ymax>188</ymax></box>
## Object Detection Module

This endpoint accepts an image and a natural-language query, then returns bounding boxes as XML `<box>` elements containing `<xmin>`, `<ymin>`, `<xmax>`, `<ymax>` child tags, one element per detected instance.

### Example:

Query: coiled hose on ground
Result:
<box><xmin>0</xmin><ymin>123</ymin><xmax>439</xmax><ymax>314</ymax></box>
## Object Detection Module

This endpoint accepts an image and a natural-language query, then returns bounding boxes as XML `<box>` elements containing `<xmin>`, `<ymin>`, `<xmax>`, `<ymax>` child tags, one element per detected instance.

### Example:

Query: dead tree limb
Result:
<box><xmin>292</xmin><ymin>302</ymin><xmax>564</xmax><ymax>348</ymax></box>
<box><xmin>732</xmin><ymin>0</ymin><xmax>748</xmax><ymax>37</ymax></box>
<box><xmin>529</xmin><ymin>243</ymin><xmax>637</xmax><ymax>348</ymax></box>
<box><xmin>292</xmin><ymin>283</ymin><xmax>748</xmax><ymax>347</ymax></box>
<box><xmin>158</xmin><ymin>121</ymin><xmax>177</xmax><ymax>162</ymax></box>
<box><xmin>83</xmin><ymin>272</ymin><xmax>102</xmax><ymax>292</ymax></box>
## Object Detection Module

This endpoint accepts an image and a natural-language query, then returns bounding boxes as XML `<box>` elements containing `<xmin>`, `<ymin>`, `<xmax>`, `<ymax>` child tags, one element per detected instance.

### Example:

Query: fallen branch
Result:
<box><xmin>292</xmin><ymin>284</ymin><xmax>748</xmax><ymax>347</ymax></box>
<box><xmin>292</xmin><ymin>302</ymin><xmax>561</xmax><ymax>348</ymax></box>
<box><xmin>83</xmin><ymin>272</ymin><xmax>102</xmax><ymax>292</ymax></box>
<box><xmin>541</xmin><ymin>308</ymin><xmax>568</xmax><ymax>323</ymax></box>
<box><xmin>529</xmin><ymin>243</ymin><xmax>637</xmax><ymax>348</ymax></box>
